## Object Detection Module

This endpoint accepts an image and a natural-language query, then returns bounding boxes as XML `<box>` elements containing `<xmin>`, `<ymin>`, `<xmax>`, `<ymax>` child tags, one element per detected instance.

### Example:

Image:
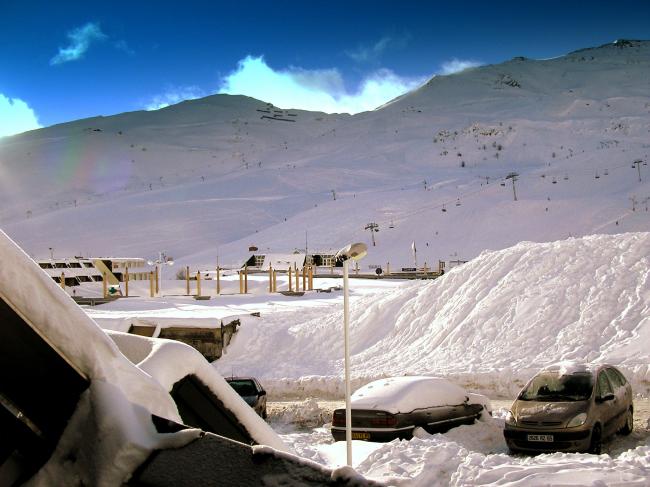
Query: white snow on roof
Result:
<box><xmin>0</xmin><ymin>229</ymin><xmax>285</xmax><ymax>485</ymax></box>
<box><xmin>351</xmin><ymin>376</ymin><xmax>468</xmax><ymax>414</ymax></box>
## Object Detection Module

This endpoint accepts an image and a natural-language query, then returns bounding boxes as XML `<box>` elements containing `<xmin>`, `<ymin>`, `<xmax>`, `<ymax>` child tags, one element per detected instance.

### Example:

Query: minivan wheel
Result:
<box><xmin>620</xmin><ymin>408</ymin><xmax>633</xmax><ymax>436</ymax></box>
<box><xmin>588</xmin><ymin>424</ymin><xmax>602</xmax><ymax>454</ymax></box>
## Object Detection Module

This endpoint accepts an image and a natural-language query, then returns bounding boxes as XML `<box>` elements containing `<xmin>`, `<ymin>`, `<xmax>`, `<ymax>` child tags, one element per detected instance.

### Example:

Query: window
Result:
<box><xmin>596</xmin><ymin>372</ymin><xmax>613</xmax><ymax>397</ymax></box>
<box><xmin>604</xmin><ymin>368</ymin><xmax>626</xmax><ymax>389</ymax></box>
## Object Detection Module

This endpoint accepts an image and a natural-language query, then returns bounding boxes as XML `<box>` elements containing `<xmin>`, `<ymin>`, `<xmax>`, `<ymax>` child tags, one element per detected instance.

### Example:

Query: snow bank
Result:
<box><xmin>218</xmin><ymin>233</ymin><xmax>650</xmax><ymax>397</ymax></box>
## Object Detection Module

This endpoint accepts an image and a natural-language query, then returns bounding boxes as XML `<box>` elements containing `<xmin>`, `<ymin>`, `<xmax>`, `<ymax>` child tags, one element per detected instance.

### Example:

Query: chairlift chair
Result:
<box><xmin>564</xmin><ymin>173</ymin><xmax>569</xmax><ymax>181</ymax></box>
<box><xmin>604</xmin><ymin>169</ymin><xmax>609</xmax><ymax>176</ymax></box>
<box><xmin>552</xmin><ymin>177</ymin><xmax>557</xmax><ymax>184</ymax></box>
<box><xmin>455</xmin><ymin>198</ymin><xmax>461</xmax><ymax>206</ymax></box>
<box><xmin>441</xmin><ymin>204</ymin><xmax>447</xmax><ymax>213</ymax></box>
<box><xmin>595</xmin><ymin>172</ymin><xmax>600</xmax><ymax>179</ymax></box>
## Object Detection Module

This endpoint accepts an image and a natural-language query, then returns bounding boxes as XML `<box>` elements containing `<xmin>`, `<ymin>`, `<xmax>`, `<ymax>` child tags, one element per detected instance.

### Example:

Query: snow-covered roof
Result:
<box><xmin>0</xmin><ymin>229</ymin><xmax>285</xmax><ymax>484</ymax></box>
<box><xmin>351</xmin><ymin>376</ymin><xmax>468</xmax><ymax>414</ymax></box>
<box><xmin>252</xmin><ymin>253</ymin><xmax>306</xmax><ymax>271</ymax></box>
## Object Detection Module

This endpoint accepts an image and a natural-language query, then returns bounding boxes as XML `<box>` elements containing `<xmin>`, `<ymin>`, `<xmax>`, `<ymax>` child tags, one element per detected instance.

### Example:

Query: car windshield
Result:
<box><xmin>519</xmin><ymin>372</ymin><xmax>594</xmax><ymax>401</ymax></box>
<box><xmin>227</xmin><ymin>379</ymin><xmax>257</xmax><ymax>396</ymax></box>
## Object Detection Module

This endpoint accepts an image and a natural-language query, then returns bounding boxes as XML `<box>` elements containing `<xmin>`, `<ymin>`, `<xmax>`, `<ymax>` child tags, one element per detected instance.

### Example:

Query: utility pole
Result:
<box><xmin>506</xmin><ymin>172</ymin><xmax>519</xmax><ymax>201</ymax></box>
<box><xmin>630</xmin><ymin>196</ymin><xmax>638</xmax><ymax>212</ymax></box>
<box><xmin>364</xmin><ymin>222</ymin><xmax>379</xmax><ymax>246</ymax></box>
<box><xmin>632</xmin><ymin>160</ymin><xmax>644</xmax><ymax>182</ymax></box>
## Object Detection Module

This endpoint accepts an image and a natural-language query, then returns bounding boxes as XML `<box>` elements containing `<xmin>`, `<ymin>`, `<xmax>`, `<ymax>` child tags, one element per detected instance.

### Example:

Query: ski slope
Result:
<box><xmin>1</xmin><ymin>40</ymin><xmax>649</xmax><ymax>267</ymax></box>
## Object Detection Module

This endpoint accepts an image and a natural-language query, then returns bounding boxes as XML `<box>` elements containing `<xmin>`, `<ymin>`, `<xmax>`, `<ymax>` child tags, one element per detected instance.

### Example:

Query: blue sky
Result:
<box><xmin>1</xmin><ymin>1</ymin><xmax>649</xmax><ymax>136</ymax></box>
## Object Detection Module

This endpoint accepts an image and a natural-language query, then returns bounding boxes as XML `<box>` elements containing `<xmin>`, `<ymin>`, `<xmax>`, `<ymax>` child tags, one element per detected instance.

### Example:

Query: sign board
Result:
<box><xmin>401</xmin><ymin>267</ymin><xmax>416</xmax><ymax>272</ymax></box>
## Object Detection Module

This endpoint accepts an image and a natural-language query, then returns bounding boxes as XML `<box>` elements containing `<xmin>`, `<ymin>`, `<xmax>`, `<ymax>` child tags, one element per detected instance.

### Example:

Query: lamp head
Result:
<box><xmin>335</xmin><ymin>242</ymin><xmax>368</xmax><ymax>263</ymax></box>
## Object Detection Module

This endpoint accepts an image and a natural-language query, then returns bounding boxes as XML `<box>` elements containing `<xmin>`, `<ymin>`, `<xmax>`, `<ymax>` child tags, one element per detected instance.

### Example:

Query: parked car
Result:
<box><xmin>331</xmin><ymin>376</ymin><xmax>490</xmax><ymax>442</ymax></box>
<box><xmin>226</xmin><ymin>377</ymin><xmax>268</xmax><ymax>418</ymax></box>
<box><xmin>504</xmin><ymin>363</ymin><xmax>633</xmax><ymax>454</ymax></box>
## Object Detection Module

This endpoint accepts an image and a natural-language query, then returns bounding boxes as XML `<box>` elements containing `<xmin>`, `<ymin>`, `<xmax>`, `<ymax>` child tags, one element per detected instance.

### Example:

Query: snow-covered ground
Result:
<box><xmin>78</xmin><ymin>232</ymin><xmax>650</xmax><ymax>485</ymax></box>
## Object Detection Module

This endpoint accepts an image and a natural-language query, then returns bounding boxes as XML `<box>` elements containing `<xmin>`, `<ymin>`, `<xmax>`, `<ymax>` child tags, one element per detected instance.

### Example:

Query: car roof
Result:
<box><xmin>226</xmin><ymin>376</ymin><xmax>257</xmax><ymax>381</ymax></box>
<box><xmin>351</xmin><ymin>376</ymin><xmax>468</xmax><ymax>414</ymax></box>
<box><xmin>540</xmin><ymin>361</ymin><xmax>615</xmax><ymax>375</ymax></box>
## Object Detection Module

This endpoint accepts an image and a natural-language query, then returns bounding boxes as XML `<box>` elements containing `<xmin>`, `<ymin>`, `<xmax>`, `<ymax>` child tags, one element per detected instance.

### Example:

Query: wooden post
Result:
<box><xmin>272</xmin><ymin>270</ymin><xmax>277</xmax><ymax>292</ymax></box>
<box><xmin>185</xmin><ymin>266</ymin><xmax>190</xmax><ymax>295</ymax></box>
<box><xmin>149</xmin><ymin>271</ymin><xmax>154</xmax><ymax>297</ymax></box>
<box><xmin>269</xmin><ymin>265</ymin><xmax>273</xmax><ymax>293</ymax></box>
<box><xmin>196</xmin><ymin>271</ymin><xmax>201</xmax><ymax>296</ymax></box>
<box><xmin>216</xmin><ymin>267</ymin><xmax>221</xmax><ymax>295</ymax></box>
<box><xmin>103</xmin><ymin>272</ymin><xmax>108</xmax><ymax>298</ymax></box>
<box><xmin>293</xmin><ymin>264</ymin><xmax>300</xmax><ymax>292</ymax></box>
<box><xmin>302</xmin><ymin>266</ymin><xmax>306</xmax><ymax>291</ymax></box>
<box><xmin>125</xmin><ymin>267</ymin><xmax>129</xmax><ymax>297</ymax></box>
<box><xmin>60</xmin><ymin>272</ymin><xmax>65</xmax><ymax>290</ymax></box>
<box><xmin>386</xmin><ymin>262</ymin><xmax>390</xmax><ymax>275</ymax></box>
<box><xmin>288</xmin><ymin>267</ymin><xmax>293</xmax><ymax>292</ymax></box>
<box><xmin>155</xmin><ymin>265</ymin><xmax>159</xmax><ymax>295</ymax></box>
<box><xmin>423</xmin><ymin>262</ymin><xmax>428</xmax><ymax>275</ymax></box>
<box><xmin>239</xmin><ymin>271</ymin><xmax>244</xmax><ymax>294</ymax></box>
<box><xmin>244</xmin><ymin>264</ymin><xmax>248</xmax><ymax>294</ymax></box>
<box><xmin>308</xmin><ymin>265</ymin><xmax>313</xmax><ymax>290</ymax></box>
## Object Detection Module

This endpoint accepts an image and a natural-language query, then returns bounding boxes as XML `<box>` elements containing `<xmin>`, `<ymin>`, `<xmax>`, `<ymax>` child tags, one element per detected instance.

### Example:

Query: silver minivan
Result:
<box><xmin>504</xmin><ymin>363</ymin><xmax>633</xmax><ymax>454</ymax></box>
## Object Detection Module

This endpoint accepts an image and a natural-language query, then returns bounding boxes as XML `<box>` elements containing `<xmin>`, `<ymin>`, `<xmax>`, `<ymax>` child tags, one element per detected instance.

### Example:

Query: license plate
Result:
<box><xmin>527</xmin><ymin>434</ymin><xmax>553</xmax><ymax>442</ymax></box>
<box><xmin>352</xmin><ymin>432</ymin><xmax>371</xmax><ymax>440</ymax></box>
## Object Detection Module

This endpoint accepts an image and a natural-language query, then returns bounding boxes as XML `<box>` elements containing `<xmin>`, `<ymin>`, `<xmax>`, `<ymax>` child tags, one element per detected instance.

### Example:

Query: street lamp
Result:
<box><xmin>335</xmin><ymin>242</ymin><xmax>367</xmax><ymax>467</ymax></box>
<box><xmin>147</xmin><ymin>252</ymin><xmax>174</xmax><ymax>296</ymax></box>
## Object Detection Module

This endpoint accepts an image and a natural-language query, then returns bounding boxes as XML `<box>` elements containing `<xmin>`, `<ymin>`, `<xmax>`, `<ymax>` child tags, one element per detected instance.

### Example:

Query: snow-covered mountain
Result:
<box><xmin>1</xmin><ymin>39</ymin><xmax>649</xmax><ymax>266</ymax></box>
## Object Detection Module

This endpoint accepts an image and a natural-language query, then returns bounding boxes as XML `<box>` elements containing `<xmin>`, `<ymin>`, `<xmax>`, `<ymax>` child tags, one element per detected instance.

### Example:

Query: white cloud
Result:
<box><xmin>50</xmin><ymin>22</ymin><xmax>107</xmax><ymax>65</ymax></box>
<box><xmin>0</xmin><ymin>94</ymin><xmax>41</xmax><ymax>137</ymax></box>
<box><xmin>144</xmin><ymin>86</ymin><xmax>206</xmax><ymax>111</ymax></box>
<box><xmin>218</xmin><ymin>56</ymin><xmax>425</xmax><ymax>114</ymax></box>
<box><xmin>346</xmin><ymin>37</ymin><xmax>393</xmax><ymax>63</ymax></box>
<box><xmin>439</xmin><ymin>58</ymin><xmax>482</xmax><ymax>75</ymax></box>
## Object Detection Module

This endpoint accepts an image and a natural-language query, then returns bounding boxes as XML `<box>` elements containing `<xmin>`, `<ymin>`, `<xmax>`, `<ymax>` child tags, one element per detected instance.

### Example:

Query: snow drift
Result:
<box><xmin>218</xmin><ymin>232</ymin><xmax>650</xmax><ymax>397</ymax></box>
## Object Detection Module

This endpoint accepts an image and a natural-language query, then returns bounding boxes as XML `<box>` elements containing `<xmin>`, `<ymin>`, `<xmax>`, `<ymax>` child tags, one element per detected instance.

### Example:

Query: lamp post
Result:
<box><xmin>335</xmin><ymin>242</ymin><xmax>368</xmax><ymax>467</ymax></box>
<box><xmin>147</xmin><ymin>252</ymin><xmax>174</xmax><ymax>296</ymax></box>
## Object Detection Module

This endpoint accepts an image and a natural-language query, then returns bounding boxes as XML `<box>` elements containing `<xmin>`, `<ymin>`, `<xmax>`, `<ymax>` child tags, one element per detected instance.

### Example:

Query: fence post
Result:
<box><xmin>196</xmin><ymin>271</ymin><xmax>201</xmax><ymax>296</ymax></box>
<box><xmin>125</xmin><ymin>267</ymin><xmax>129</xmax><ymax>297</ymax></box>
<box><xmin>103</xmin><ymin>272</ymin><xmax>108</xmax><ymax>298</ymax></box>
<box><xmin>239</xmin><ymin>271</ymin><xmax>244</xmax><ymax>294</ymax></box>
<box><xmin>244</xmin><ymin>264</ymin><xmax>248</xmax><ymax>294</ymax></box>
<box><xmin>149</xmin><ymin>271</ymin><xmax>154</xmax><ymax>297</ymax></box>
<box><xmin>295</xmin><ymin>264</ymin><xmax>299</xmax><ymax>291</ymax></box>
<box><xmin>216</xmin><ymin>266</ymin><xmax>221</xmax><ymax>295</ymax></box>
<box><xmin>386</xmin><ymin>262</ymin><xmax>390</xmax><ymax>275</ymax></box>
<box><xmin>269</xmin><ymin>265</ymin><xmax>273</xmax><ymax>293</ymax></box>
<box><xmin>309</xmin><ymin>265</ymin><xmax>313</xmax><ymax>290</ymax></box>
<box><xmin>288</xmin><ymin>267</ymin><xmax>293</xmax><ymax>292</ymax></box>
<box><xmin>186</xmin><ymin>266</ymin><xmax>190</xmax><ymax>295</ymax></box>
<box><xmin>272</xmin><ymin>269</ymin><xmax>277</xmax><ymax>292</ymax></box>
<box><xmin>155</xmin><ymin>266</ymin><xmax>159</xmax><ymax>295</ymax></box>
<box><xmin>302</xmin><ymin>266</ymin><xmax>306</xmax><ymax>291</ymax></box>
<box><xmin>60</xmin><ymin>272</ymin><xmax>65</xmax><ymax>290</ymax></box>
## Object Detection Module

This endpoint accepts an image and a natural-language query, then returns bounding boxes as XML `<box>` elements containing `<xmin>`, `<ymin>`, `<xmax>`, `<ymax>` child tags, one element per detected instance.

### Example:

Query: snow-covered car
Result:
<box><xmin>226</xmin><ymin>376</ymin><xmax>268</xmax><ymax>418</ymax></box>
<box><xmin>331</xmin><ymin>376</ymin><xmax>490</xmax><ymax>442</ymax></box>
<box><xmin>504</xmin><ymin>362</ymin><xmax>633</xmax><ymax>454</ymax></box>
